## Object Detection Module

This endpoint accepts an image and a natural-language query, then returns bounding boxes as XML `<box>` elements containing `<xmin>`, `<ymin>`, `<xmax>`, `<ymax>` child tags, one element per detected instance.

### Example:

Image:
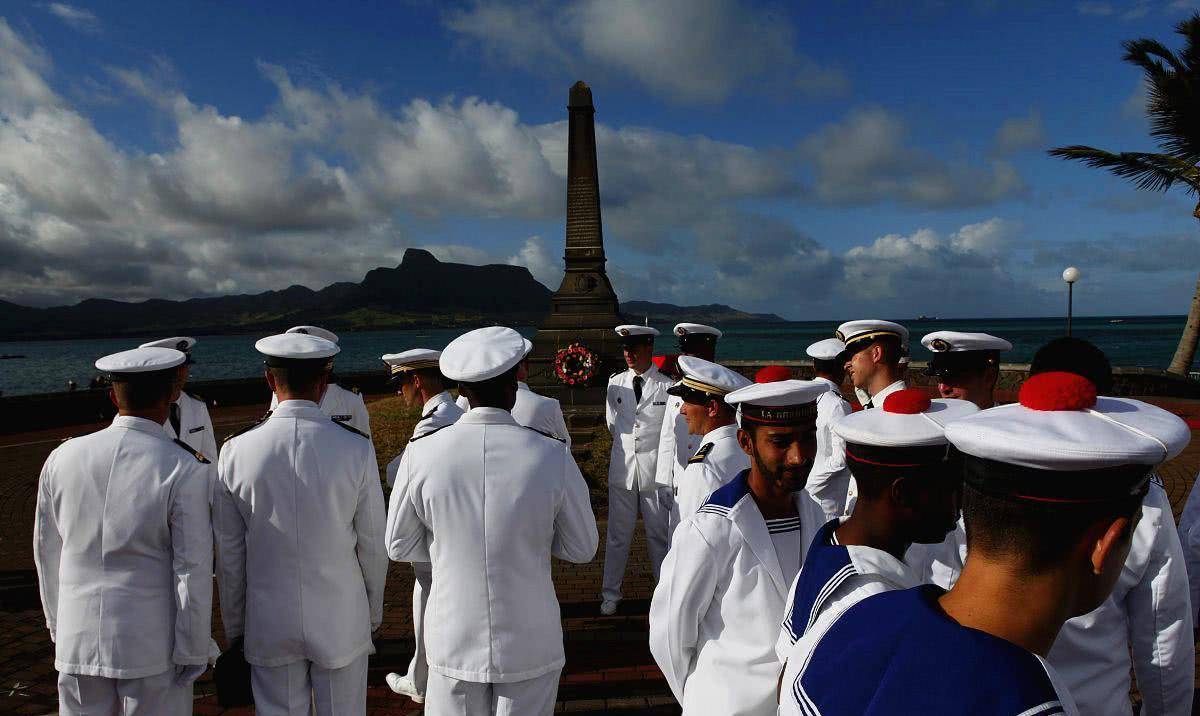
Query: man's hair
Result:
<box><xmin>414</xmin><ymin>367</ymin><xmax>448</xmax><ymax>389</ymax></box>
<box><xmin>962</xmin><ymin>483</ymin><xmax>1139</xmax><ymax>573</ymax></box>
<box><xmin>459</xmin><ymin>366</ymin><xmax>518</xmax><ymax>406</ymax></box>
<box><xmin>268</xmin><ymin>361</ymin><xmax>329</xmax><ymax>394</ymax></box>
<box><xmin>812</xmin><ymin>357</ymin><xmax>842</xmax><ymax>375</ymax></box>
<box><xmin>113</xmin><ymin>373</ymin><xmax>174</xmax><ymax>410</ymax></box>
<box><xmin>1030</xmin><ymin>337</ymin><xmax>1113</xmax><ymax>394</ymax></box>
<box><xmin>867</xmin><ymin>335</ymin><xmax>902</xmax><ymax>365</ymax></box>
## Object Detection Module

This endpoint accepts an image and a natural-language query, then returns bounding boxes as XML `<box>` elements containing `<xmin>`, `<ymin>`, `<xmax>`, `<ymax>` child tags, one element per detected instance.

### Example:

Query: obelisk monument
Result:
<box><xmin>528</xmin><ymin>81</ymin><xmax>623</xmax><ymax>409</ymax></box>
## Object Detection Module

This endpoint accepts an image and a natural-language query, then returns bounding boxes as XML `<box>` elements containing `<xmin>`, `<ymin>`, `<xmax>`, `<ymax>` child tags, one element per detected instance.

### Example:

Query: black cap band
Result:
<box><xmin>845</xmin><ymin>443</ymin><xmax>952</xmax><ymax>469</ymax></box>
<box><xmin>739</xmin><ymin>403</ymin><xmax>818</xmax><ymax>425</ymax></box>
<box><xmin>962</xmin><ymin>454</ymin><xmax>1153</xmax><ymax>504</ymax></box>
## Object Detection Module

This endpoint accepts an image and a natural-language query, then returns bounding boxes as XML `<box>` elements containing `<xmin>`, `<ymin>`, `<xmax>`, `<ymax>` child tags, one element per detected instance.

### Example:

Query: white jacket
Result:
<box><xmin>214</xmin><ymin>400</ymin><xmax>387</xmax><ymax>669</ymax></box>
<box><xmin>654</xmin><ymin>394</ymin><xmax>696</xmax><ymax>490</ymax></box>
<box><xmin>672</xmin><ymin>423</ymin><xmax>749</xmax><ymax>527</ymax></box>
<box><xmin>606</xmin><ymin>364</ymin><xmax>672</xmax><ymax>491</ymax></box>
<box><xmin>271</xmin><ymin>382</ymin><xmax>371</xmax><ymax>436</ymax></box>
<box><xmin>385</xmin><ymin>391</ymin><xmax>464</xmax><ymax>489</ymax></box>
<box><xmin>921</xmin><ymin>482</ymin><xmax>1193</xmax><ymax>716</ymax></box>
<box><xmin>34</xmin><ymin>416</ymin><xmax>213</xmax><ymax>678</ymax></box>
<box><xmin>457</xmin><ymin>382</ymin><xmax>571</xmax><ymax>446</ymax></box>
<box><xmin>649</xmin><ymin>472</ymin><xmax>826</xmax><ymax>715</ymax></box>
<box><xmin>385</xmin><ymin>407</ymin><xmax>598</xmax><ymax>682</ymax></box>
<box><xmin>1176</xmin><ymin>473</ymin><xmax>1200</xmax><ymax>622</ymax></box>
<box><xmin>169</xmin><ymin>391</ymin><xmax>218</xmax><ymax>464</ymax></box>
<box><xmin>804</xmin><ymin>379</ymin><xmax>852</xmax><ymax>519</ymax></box>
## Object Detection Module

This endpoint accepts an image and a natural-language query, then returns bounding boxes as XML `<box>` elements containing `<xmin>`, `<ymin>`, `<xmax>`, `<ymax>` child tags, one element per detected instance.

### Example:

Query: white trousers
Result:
<box><xmin>601</xmin><ymin>480</ymin><xmax>670</xmax><ymax>602</ymax></box>
<box><xmin>405</xmin><ymin>561</ymin><xmax>432</xmax><ymax>692</ymax></box>
<box><xmin>250</xmin><ymin>653</ymin><xmax>368</xmax><ymax>716</ymax></box>
<box><xmin>424</xmin><ymin>669</ymin><xmax>560</xmax><ymax>716</ymax></box>
<box><xmin>58</xmin><ymin>668</ymin><xmax>191</xmax><ymax>715</ymax></box>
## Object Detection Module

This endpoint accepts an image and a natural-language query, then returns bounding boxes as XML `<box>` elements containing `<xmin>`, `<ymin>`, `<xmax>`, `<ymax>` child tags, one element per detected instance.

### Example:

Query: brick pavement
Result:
<box><xmin>4</xmin><ymin>397</ymin><xmax>1200</xmax><ymax>714</ymax></box>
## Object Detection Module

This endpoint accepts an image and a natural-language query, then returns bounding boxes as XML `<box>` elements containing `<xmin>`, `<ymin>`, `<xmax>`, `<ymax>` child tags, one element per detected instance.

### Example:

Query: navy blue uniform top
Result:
<box><xmin>783</xmin><ymin>518</ymin><xmax>852</xmax><ymax>643</ymax></box>
<box><xmin>788</xmin><ymin>585</ymin><xmax>1071</xmax><ymax>716</ymax></box>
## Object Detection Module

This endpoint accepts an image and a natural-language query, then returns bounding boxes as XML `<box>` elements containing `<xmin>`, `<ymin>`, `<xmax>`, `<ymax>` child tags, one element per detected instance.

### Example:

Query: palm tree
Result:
<box><xmin>1049</xmin><ymin>14</ymin><xmax>1200</xmax><ymax>375</ymax></box>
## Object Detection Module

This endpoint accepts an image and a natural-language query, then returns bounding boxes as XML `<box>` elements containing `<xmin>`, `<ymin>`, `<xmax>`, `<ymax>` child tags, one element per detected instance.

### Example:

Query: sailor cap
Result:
<box><xmin>256</xmin><ymin>333</ymin><xmax>339</xmax><ymax>368</ymax></box>
<box><xmin>674</xmin><ymin>323</ymin><xmax>723</xmax><ymax>339</ymax></box>
<box><xmin>945</xmin><ymin>372</ymin><xmax>1191</xmax><ymax>502</ymax></box>
<box><xmin>922</xmin><ymin>331</ymin><xmax>1012</xmax><ymax>355</ymax></box>
<box><xmin>726</xmin><ymin>379</ymin><xmax>827</xmax><ymax>426</ymax></box>
<box><xmin>834</xmin><ymin>389</ymin><xmax>978</xmax><ymax>449</ymax></box>
<box><xmin>382</xmin><ymin>349</ymin><xmax>442</xmax><ymax>379</ymax></box>
<box><xmin>96</xmin><ymin>347</ymin><xmax>187</xmax><ymax>376</ymax></box>
<box><xmin>667</xmin><ymin>356</ymin><xmax>751</xmax><ymax>401</ymax></box>
<box><xmin>139</xmin><ymin>336</ymin><xmax>197</xmax><ymax>364</ymax></box>
<box><xmin>615</xmin><ymin>325</ymin><xmax>660</xmax><ymax>342</ymax></box>
<box><xmin>807</xmin><ymin>338</ymin><xmax>847</xmax><ymax>361</ymax></box>
<box><xmin>286</xmin><ymin>325</ymin><xmax>339</xmax><ymax>344</ymax></box>
<box><xmin>836</xmin><ymin>320</ymin><xmax>909</xmax><ymax>351</ymax></box>
<box><xmin>754</xmin><ymin>365</ymin><xmax>792</xmax><ymax>383</ymax></box>
<box><xmin>440</xmin><ymin>326</ymin><xmax>527</xmax><ymax>383</ymax></box>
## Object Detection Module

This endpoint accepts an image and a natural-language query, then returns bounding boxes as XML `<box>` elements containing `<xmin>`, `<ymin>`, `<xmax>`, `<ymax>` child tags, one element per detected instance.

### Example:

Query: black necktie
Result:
<box><xmin>633</xmin><ymin>375</ymin><xmax>644</xmax><ymax>404</ymax></box>
<box><xmin>169</xmin><ymin>402</ymin><xmax>182</xmax><ymax>438</ymax></box>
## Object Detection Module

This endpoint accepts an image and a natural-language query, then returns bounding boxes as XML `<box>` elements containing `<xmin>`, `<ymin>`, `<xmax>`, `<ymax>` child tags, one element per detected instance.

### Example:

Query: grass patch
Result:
<box><xmin>367</xmin><ymin>395</ymin><xmax>421</xmax><ymax>483</ymax></box>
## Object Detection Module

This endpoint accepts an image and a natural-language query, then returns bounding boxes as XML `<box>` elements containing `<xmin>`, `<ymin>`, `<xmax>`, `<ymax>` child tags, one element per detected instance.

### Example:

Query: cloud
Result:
<box><xmin>993</xmin><ymin>110</ymin><xmax>1045</xmax><ymax>155</ymax></box>
<box><xmin>445</xmin><ymin>0</ymin><xmax>848</xmax><ymax>104</ymax></box>
<box><xmin>40</xmin><ymin>3</ymin><xmax>101</xmax><ymax>33</ymax></box>
<box><xmin>507</xmin><ymin>235</ymin><xmax>563</xmax><ymax>288</ymax></box>
<box><xmin>1032</xmin><ymin>233</ymin><xmax>1200</xmax><ymax>274</ymax></box>
<box><xmin>1075</xmin><ymin>1</ymin><xmax>1152</xmax><ymax>19</ymax></box>
<box><xmin>801</xmin><ymin>108</ymin><xmax>1027</xmax><ymax>208</ymax></box>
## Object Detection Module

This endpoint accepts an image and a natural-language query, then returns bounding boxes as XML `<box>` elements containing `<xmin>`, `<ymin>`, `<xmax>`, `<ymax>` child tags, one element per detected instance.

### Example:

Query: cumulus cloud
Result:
<box><xmin>445</xmin><ymin>0</ymin><xmax>848</xmax><ymax>104</ymax></box>
<box><xmin>801</xmin><ymin>108</ymin><xmax>1026</xmax><ymax>208</ymax></box>
<box><xmin>992</xmin><ymin>110</ymin><xmax>1045</xmax><ymax>156</ymax></box>
<box><xmin>40</xmin><ymin>3</ymin><xmax>101</xmax><ymax>34</ymax></box>
<box><xmin>507</xmin><ymin>236</ymin><xmax>563</xmax><ymax>288</ymax></box>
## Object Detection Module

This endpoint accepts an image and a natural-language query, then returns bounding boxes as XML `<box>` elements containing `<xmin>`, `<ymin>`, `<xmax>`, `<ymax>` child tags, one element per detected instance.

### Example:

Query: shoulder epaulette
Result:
<box><xmin>351</xmin><ymin>386</ymin><xmax>361</xmax><ymax>394</ymax></box>
<box><xmin>224</xmin><ymin>412</ymin><xmax>271</xmax><ymax>442</ymax></box>
<box><xmin>410</xmin><ymin>423</ymin><xmax>452</xmax><ymax>443</ymax></box>
<box><xmin>185</xmin><ymin>390</ymin><xmax>205</xmax><ymax>403</ymax></box>
<box><xmin>688</xmin><ymin>442</ymin><xmax>714</xmax><ymax>464</ymax></box>
<box><xmin>525</xmin><ymin>425</ymin><xmax>566</xmax><ymax>443</ymax></box>
<box><xmin>1152</xmin><ymin>472</ymin><xmax>1164</xmax><ymax>488</ymax></box>
<box><xmin>420</xmin><ymin>405</ymin><xmax>440</xmax><ymax>421</ymax></box>
<box><xmin>173</xmin><ymin>438</ymin><xmax>211</xmax><ymax>464</ymax></box>
<box><xmin>334</xmin><ymin>420</ymin><xmax>370</xmax><ymax>438</ymax></box>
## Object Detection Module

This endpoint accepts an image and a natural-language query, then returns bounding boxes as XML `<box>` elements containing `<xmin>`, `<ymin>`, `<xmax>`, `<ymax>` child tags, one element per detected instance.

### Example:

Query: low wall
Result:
<box><xmin>3</xmin><ymin>362</ymin><xmax>1198</xmax><ymax>435</ymax></box>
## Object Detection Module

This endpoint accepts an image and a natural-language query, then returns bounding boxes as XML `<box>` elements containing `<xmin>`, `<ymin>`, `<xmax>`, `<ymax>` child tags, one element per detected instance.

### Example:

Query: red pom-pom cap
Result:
<box><xmin>755</xmin><ymin>365</ymin><xmax>791</xmax><ymax>383</ymax></box>
<box><xmin>882</xmin><ymin>388</ymin><xmax>932</xmax><ymax>414</ymax></box>
<box><xmin>1019</xmin><ymin>371</ymin><xmax>1097</xmax><ymax>411</ymax></box>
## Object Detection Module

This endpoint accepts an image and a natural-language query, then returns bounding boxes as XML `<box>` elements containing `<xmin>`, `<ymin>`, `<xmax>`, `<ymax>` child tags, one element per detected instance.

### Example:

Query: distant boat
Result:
<box><xmin>916</xmin><ymin>315</ymin><xmax>938</xmax><ymax>321</ymax></box>
<box><xmin>0</xmin><ymin>354</ymin><xmax>26</xmax><ymax>360</ymax></box>
<box><xmin>1109</xmin><ymin>319</ymin><xmax>1125</xmax><ymax>324</ymax></box>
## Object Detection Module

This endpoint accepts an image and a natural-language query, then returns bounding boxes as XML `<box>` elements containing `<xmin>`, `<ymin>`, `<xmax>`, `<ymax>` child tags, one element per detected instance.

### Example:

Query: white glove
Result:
<box><xmin>175</xmin><ymin>663</ymin><xmax>207</xmax><ymax>686</ymax></box>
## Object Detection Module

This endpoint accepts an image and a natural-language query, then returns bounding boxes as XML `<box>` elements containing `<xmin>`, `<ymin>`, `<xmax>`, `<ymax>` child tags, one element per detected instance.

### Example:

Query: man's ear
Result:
<box><xmin>707</xmin><ymin>398</ymin><xmax>722</xmax><ymax>418</ymax></box>
<box><xmin>108</xmin><ymin>387</ymin><xmax>119</xmax><ymax>409</ymax></box>
<box><xmin>871</xmin><ymin>343</ymin><xmax>885</xmax><ymax>365</ymax></box>
<box><xmin>737</xmin><ymin>427</ymin><xmax>754</xmax><ymax>457</ymax></box>
<box><xmin>1090</xmin><ymin>515</ymin><xmax>1132</xmax><ymax>576</ymax></box>
<box><xmin>889</xmin><ymin>477</ymin><xmax>912</xmax><ymax>508</ymax></box>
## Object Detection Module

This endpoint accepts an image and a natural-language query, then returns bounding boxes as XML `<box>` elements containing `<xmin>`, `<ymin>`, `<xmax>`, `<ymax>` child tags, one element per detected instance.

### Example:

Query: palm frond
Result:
<box><xmin>1047</xmin><ymin>146</ymin><xmax>1200</xmax><ymax>195</ymax></box>
<box><xmin>1123</xmin><ymin>38</ymin><xmax>1186</xmax><ymax>77</ymax></box>
<box><xmin>1177</xmin><ymin>14</ymin><xmax>1200</xmax><ymax>73</ymax></box>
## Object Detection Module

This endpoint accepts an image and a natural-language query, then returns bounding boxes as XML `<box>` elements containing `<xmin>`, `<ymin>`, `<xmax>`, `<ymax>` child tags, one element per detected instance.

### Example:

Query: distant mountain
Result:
<box><xmin>619</xmin><ymin>301</ymin><xmax>784</xmax><ymax>324</ymax></box>
<box><xmin>0</xmin><ymin>250</ymin><xmax>782</xmax><ymax>340</ymax></box>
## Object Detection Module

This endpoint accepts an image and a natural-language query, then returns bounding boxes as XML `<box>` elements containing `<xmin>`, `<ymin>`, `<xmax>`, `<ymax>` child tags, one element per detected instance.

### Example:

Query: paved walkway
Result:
<box><xmin>3</xmin><ymin>396</ymin><xmax>1200</xmax><ymax>714</ymax></box>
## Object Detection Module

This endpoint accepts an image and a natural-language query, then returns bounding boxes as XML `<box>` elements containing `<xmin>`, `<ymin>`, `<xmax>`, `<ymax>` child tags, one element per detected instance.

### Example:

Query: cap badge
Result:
<box><xmin>1019</xmin><ymin>372</ymin><xmax>1097</xmax><ymax>412</ymax></box>
<box><xmin>930</xmin><ymin>338</ymin><xmax>951</xmax><ymax>353</ymax></box>
<box><xmin>882</xmin><ymin>389</ymin><xmax>932</xmax><ymax>415</ymax></box>
<box><xmin>618</xmin><ymin>328</ymin><xmax>630</xmax><ymax>336</ymax></box>
<box><xmin>834</xmin><ymin>330</ymin><xmax>846</xmax><ymax>342</ymax></box>
<box><xmin>675</xmin><ymin>327</ymin><xmax>687</xmax><ymax>336</ymax></box>
<box><xmin>176</xmin><ymin>340</ymin><xmax>189</xmax><ymax>351</ymax></box>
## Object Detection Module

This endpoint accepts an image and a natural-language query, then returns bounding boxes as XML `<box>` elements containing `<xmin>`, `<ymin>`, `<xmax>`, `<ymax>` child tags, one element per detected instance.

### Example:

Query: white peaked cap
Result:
<box><xmin>945</xmin><ymin>372</ymin><xmax>1190</xmax><ymax>470</ymax></box>
<box><xmin>807</xmin><ymin>337</ymin><xmax>847</xmax><ymax>361</ymax></box>
<box><xmin>836</xmin><ymin>320</ymin><xmax>909</xmax><ymax>350</ymax></box>
<box><xmin>286</xmin><ymin>325</ymin><xmax>339</xmax><ymax>344</ymax></box>
<box><xmin>922</xmin><ymin>331</ymin><xmax>1012</xmax><ymax>354</ymax></box>
<box><xmin>382</xmin><ymin>349</ymin><xmax>441</xmax><ymax>372</ymax></box>
<box><xmin>139</xmin><ymin>336</ymin><xmax>197</xmax><ymax>352</ymax></box>
<box><xmin>726</xmin><ymin>379</ymin><xmax>828</xmax><ymax>427</ymax></box>
<box><xmin>615</xmin><ymin>325</ymin><xmax>660</xmax><ymax>337</ymax></box>
<box><xmin>440</xmin><ymin>326</ymin><xmax>527</xmax><ymax>382</ymax></box>
<box><xmin>96</xmin><ymin>347</ymin><xmax>186</xmax><ymax>374</ymax></box>
<box><xmin>674</xmin><ymin>322</ymin><xmax>723</xmax><ymax>338</ymax></box>
<box><xmin>834</xmin><ymin>389</ymin><xmax>978</xmax><ymax>448</ymax></box>
<box><xmin>255</xmin><ymin>333</ymin><xmax>340</xmax><ymax>360</ymax></box>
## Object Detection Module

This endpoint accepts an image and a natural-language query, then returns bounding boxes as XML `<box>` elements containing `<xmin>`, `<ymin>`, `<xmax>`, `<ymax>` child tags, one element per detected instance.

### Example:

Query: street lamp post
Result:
<box><xmin>1062</xmin><ymin>266</ymin><xmax>1080</xmax><ymax>336</ymax></box>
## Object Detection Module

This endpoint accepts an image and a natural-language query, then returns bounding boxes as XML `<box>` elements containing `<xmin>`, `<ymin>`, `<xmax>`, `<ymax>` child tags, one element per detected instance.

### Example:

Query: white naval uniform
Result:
<box><xmin>456</xmin><ymin>382</ymin><xmax>571</xmax><ymax>446</ymax></box>
<box><xmin>603</xmin><ymin>364</ymin><xmax>672</xmax><ymax>600</ymax></box>
<box><xmin>775</xmin><ymin>518</ymin><xmax>920</xmax><ymax>663</ymax></box>
<box><xmin>654</xmin><ymin>392</ymin><xmax>696</xmax><ymax>512</ymax></box>
<box><xmin>804</xmin><ymin>378</ymin><xmax>852</xmax><ymax>519</ymax></box>
<box><xmin>649</xmin><ymin>472</ymin><xmax>826</xmax><ymax>716</ymax></box>
<box><xmin>921</xmin><ymin>482</ymin><xmax>1193</xmax><ymax>716</ymax></box>
<box><xmin>670</xmin><ymin>423</ymin><xmax>749</xmax><ymax>533</ymax></box>
<box><xmin>385</xmin><ymin>408</ymin><xmax>598</xmax><ymax>716</ymax></box>
<box><xmin>34</xmin><ymin>416</ymin><xmax>213</xmax><ymax>715</ymax></box>
<box><xmin>1176</xmin><ymin>475</ymin><xmax>1200</xmax><ymax>622</ymax></box>
<box><xmin>214</xmin><ymin>400</ymin><xmax>387</xmax><ymax>716</ymax></box>
<box><xmin>383</xmin><ymin>391</ymin><xmax>466</xmax><ymax>697</ymax></box>
<box><xmin>271</xmin><ymin>381</ymin><xmax>371</xmax><ymax>436</ymax></box>
<box><xmin>168</xmin><ymin>392</ymin><xmax>218</xmax><ymax>466</ymax></box>
<box><xmin>844</xmin><ymin>379</ymin><xmax>906</xmax><ymax>513</ymax></box>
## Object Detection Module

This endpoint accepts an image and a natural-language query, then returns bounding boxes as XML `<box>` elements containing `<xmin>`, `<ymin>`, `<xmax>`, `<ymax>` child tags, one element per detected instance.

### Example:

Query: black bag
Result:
<box><xmin>214</xmin><ymin>637</ymin><xmax>253</xmax><ymax>708</ymax></box>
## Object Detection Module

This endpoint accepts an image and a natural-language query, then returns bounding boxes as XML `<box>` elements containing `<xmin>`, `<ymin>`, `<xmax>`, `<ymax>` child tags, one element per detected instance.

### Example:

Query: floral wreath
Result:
<box><xmin>554</xmin><ymin>343</ymin><xmax>597</xmax><ymax>386</ymax></box>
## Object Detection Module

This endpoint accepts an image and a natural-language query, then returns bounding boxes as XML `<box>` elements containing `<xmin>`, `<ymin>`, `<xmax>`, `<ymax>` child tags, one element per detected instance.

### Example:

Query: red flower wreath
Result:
<box><xmin>554</xmin><ymin>343</ymin><xmax>597</xmax><ymax>386</ymax></box>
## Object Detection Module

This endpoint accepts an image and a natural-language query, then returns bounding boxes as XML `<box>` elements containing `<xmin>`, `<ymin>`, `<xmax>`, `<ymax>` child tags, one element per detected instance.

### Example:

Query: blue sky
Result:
<box><xmin>1</xmin><ymin>0</ymin><xmax>1198</xmax><ymax>320</ymax></box>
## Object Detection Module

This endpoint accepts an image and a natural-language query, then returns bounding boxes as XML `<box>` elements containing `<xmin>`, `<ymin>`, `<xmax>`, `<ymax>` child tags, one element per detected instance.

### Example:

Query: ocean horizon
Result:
<box><xmin>0</xmin><ymin>314</ymin><xmax>1189</xmax><ymax>397</ymax></box>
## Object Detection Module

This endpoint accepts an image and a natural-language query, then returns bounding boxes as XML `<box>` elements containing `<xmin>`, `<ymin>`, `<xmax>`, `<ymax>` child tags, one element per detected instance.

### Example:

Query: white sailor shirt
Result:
<box><xmin>671</xmin><ymin>423</ymin><xmax>749</xmax><ymax>531</ymax></box>
<box><xmin>805</xmin><ymin>378</ymin><xmax>852</xmax><ymax>518</ymax></box>
<box><xmin>649</xmin><ymin>471</ymin><xmax>826</xmax><ymax>716</ymax></box>
<box><xmin>605</xmin><ymin>364</ymin><xmax>672</xmax><ymax>491</ymax></box>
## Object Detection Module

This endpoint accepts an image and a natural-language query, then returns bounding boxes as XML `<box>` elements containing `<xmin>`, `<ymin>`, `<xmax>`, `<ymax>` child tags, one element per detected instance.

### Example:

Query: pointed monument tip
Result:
<box><xmin>569</xmin><ymin>80</ymin><xmax>593</xmax><ymax>108</ymax></box>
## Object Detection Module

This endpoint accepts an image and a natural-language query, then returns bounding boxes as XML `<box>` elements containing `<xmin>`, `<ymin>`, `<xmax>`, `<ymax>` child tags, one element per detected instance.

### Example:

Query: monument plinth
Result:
<box><xmin>528</xmin><ymin>82</ymin><xmax>624</xmax><ymax>415</ymax></box>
